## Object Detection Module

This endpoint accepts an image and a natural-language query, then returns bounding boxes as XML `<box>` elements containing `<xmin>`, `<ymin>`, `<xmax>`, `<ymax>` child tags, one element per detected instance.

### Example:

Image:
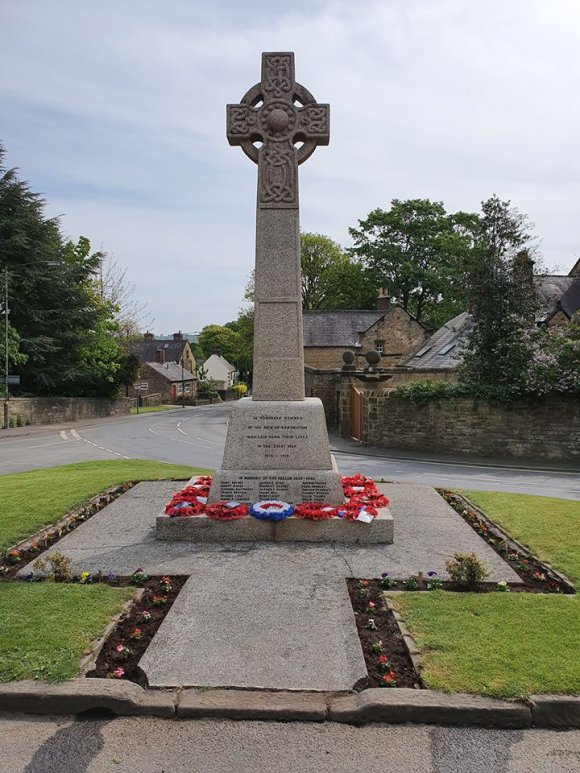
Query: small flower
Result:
<box><xmin>366</xmin><ymin>618</ymin><xmax>377</xmax><ymax>630</ymax></box>
<box><xmin>151</xmin><ymin>595</ymin><xmax>167</xmax><ymax>606</ymax></box>
<box><xmin>141</xmin><ymin>610</ymin><xmax>152</xmax><ymax>621</ymax></box>
<box><xmin>365</xmin><ymin>601</ymin><xmax>376</xmax><ymax>613</ymax></box>
<box><xmin>79</xmin><ymin>571</ymin><xmax>91</xmax><ymax>584</ymax></box>
<box><xmin>106</xmin><ymin>572</ymin><xmax>117</xmax><ymax>582</ymax></box>
<box><xmin>129</xmin><ymin>627</ymin><xmax>142</xmax><ymax>640</ymax></box>
<box><xmin>371</xmin><ymin>640</ymin><xmax>384</xmax><ymax>653</ymax></box>
<box><xmin>115</xmin><ymin>644</ymin><xmax>132</xmax><ymax>660</ymax></box>
<box><xmin>357</xmin><ymin>579</ymin><xmax>369</xmax><ymax>588</ymax></box>
<box><xmin>380</xmin><ymin>572</ymin><xmax>389</xmax><ymax>578</ymax></box>
<box><xmin>109</xmin><ymin>667</ymin><xmax>125</xmax><ymax>679</ymax></box>
<box><xmin>380</xmin><ymin>671</ymin><xmax>397</xmax><ymax>687</ymax></box>
<box><xmin>496</xmin><ymin>581</ymin><xmax>510</xmax><ymax>592</ymax></box>
<box><xmin>6</xmin><ymin>550</ymin><xmax>21</xmax><ymax>564</ymax></box>
<box><xmin>426</xmin><ymin>571</ymin><xmax>437</xmax><ymax>577</ymax></box>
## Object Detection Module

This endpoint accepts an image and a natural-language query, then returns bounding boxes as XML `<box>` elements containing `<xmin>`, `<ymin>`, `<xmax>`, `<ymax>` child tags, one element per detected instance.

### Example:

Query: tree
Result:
<box><xmin>300</xmin><ymin>232</ymin><xmax>374</xmax><ymax>310</ymax></box>
<box><xmin>0</xmin><ymin>145</ymin><xmax>121</xmax><ymax>396</ymax></box>
<box><xmin>225</xmin><ymin>307</ymin><xmax>254</xmax><ymax>385</ymax></box>
<box><xmin>198</xmin><ymin>324</ymin><xmax>242</xmax><ymax>366</ymax></box>
<box><xmin>349</xmin><ymin>199</ymin><xmax>477</xmax><ymax>328</ymax></box>
<box><xmin>458</xmin><ymin>196</ymin><xmax>540</xmax><ymax>392</ymax></box>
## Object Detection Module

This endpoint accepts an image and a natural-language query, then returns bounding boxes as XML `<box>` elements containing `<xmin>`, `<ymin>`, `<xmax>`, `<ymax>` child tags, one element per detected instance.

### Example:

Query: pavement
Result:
<box><xmin>21</xmin><ymin>480</ymin><xmax>519</xmax><ymax>693</ymax></box>
<box><xmin>2</xmin><ymin>714</ymin><xmax>580</xmax><ymax>773</ymax></box>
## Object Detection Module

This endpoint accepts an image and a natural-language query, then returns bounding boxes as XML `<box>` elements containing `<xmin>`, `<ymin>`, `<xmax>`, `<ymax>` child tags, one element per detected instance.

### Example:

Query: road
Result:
<box><xmin>1</xmin><ymin>404</ymin><xmax>579</xmax><ymax>499</ymax></box>
<box><xmin>3</xmin><ymin>714</ymin><xmax>580</xmax><ymax>773</ymax></box>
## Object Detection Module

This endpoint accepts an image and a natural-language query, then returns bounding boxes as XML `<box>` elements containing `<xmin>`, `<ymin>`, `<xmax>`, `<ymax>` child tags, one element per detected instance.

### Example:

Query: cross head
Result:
<box><xmin>227</xmin><ymin>52</ymin><xmax>330</xmax><ymax>208</ymax></box>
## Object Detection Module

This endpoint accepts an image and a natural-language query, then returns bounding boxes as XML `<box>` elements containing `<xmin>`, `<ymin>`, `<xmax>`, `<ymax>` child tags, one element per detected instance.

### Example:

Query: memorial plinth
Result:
<box><xmin>208</xmin><ymin>398</ymin><xmax>343</xmax><ymax>504</ymax></box>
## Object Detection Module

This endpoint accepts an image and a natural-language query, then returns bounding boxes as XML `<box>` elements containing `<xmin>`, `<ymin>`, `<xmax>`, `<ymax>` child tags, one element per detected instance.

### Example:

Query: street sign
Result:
<box><xmin>7</xmin><ymin>375</ymin><xmax>20</xmax><ymax>385</ymax></box>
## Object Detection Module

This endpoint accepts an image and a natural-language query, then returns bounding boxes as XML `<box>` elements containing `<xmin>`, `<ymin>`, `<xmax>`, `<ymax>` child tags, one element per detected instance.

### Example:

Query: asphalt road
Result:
<box><xmin>1</xmin><ymin>404</ymin><xmax>579</xmax><ymax>499</ymax></box>
<box><xmin>2</xmin><ymin>714</ymin><xmax>580</xmax><ymax>773</ymax></box>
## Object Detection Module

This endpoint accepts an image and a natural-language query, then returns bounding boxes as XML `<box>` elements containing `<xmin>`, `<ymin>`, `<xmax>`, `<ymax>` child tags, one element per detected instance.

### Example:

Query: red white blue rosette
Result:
<box><xmin>249</xmin><ymin>500</ymin><xmax>294</xmax><ymax>521</ymax></box>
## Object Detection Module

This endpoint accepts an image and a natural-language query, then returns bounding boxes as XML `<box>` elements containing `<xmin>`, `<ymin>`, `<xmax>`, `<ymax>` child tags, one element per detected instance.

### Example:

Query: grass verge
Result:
<box><xmin>0</xmin><ymin>583</ymin><xmax>135</xmax><ymax>681</ymax></box>
<box><xmin>394</xmin><ymin>591</ymin><xmax>580</xmax><ymax>698</ymax></box>
<box><xmin>459</xmin><ymin>490</ymin><xmax>580</xmax><ymax>585</ymax></box>
<box><xmin>0</xmin><ymin>459</ymin><xmax>210</xmax><ymax>550</ymax></box>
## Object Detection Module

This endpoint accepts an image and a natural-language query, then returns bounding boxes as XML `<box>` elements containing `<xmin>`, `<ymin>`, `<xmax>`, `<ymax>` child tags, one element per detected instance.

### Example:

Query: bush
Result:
<box><xmin>33</xmin><ymin>551</ymin><xmax>73</xmax><ymax>582</ymax></box>
<box><xmin>445</xmin><ymin>552</ymin><xmax>489</xmax><ymax>589</ymax></box>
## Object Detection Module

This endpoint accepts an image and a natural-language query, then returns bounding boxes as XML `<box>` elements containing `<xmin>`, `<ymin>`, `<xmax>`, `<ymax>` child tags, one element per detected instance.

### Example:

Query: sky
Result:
<box><xmin>2</xmin><ymin>0</ymin><xmax>579</xmax><ymax>333</ymax></box>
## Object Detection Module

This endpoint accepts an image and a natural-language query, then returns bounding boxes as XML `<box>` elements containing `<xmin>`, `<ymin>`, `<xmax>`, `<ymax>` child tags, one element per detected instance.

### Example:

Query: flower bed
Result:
<box><xmin>440</xmin><ymin>491</ymin><xmax>575</xmax><ymax>594</ymax></box>
<box><xmin>85</xmin><ymin>571</ymin><xmax>188</xmax><ymax>685</ymax></box>
<box><xmin>163</xmin><ymin>474</ymin><xmax>389</xmax><ymax>524</ymax></box>
<box><xmin>1</xmin><ymin>483</ymin><xmax>136</xmax><ymax>580</ymax></box>
<box><xmin>347</xmin><ymin>578</ymin><xmax>421</xmax><ymax>689</ymax></box>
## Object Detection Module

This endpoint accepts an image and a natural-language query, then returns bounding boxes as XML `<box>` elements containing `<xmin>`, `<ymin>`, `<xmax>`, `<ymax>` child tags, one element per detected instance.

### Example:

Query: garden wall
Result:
<box><xmin>7</xmin><ymin>397</ymin><xmax>133</xmax><ymax>426</ymax></box>
<box><xmin>352</xmin><ymin>389</ymin><xmax>580</xmax><ymax>461</ymax></box>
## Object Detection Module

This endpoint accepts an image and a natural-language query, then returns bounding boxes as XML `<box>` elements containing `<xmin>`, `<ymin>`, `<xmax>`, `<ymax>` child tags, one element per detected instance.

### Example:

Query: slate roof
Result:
<box><xmin>135</xmin><ymin>339</ymin><xmax>186</xmax><ymax>364</ymax></box>
<box><xmin>537</xmin><ymin>276</ymin><xmax>580</xmax><ymax>321</ymax></box>
<box><xmin>302</xmin><ymin>310</ymin><xmax>385</xmax><ymax>347</ymax></box>
<box><xmin>402</xmin><ymin>312</ymin><xmax>472</xmax><ymax>370</ymax></box>
<box><xmin>144</xmin><ymin>362</ymin><xmax>195</xmax><ymax>382</ymax></box>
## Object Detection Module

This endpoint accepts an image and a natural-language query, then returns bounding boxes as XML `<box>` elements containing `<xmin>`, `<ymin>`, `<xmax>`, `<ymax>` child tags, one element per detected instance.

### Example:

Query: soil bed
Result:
<box><xmin>347</xmin><ymin>578</ymin><xmax>421</xmax><ymax>689</ymax></box>
<box><xmin>440</xmin><ymin>491</ymin><xmax>575</xmax><ymax>594</ymax></box>
<box><xmin>1</xmin><ymin>483</ymin><xmax>136</xmax><ymax>580</ymax></box>
<box><xmin>86</xmin><ymin>575</ymin><xmax>188</xmax><ymax>686</ymax></box>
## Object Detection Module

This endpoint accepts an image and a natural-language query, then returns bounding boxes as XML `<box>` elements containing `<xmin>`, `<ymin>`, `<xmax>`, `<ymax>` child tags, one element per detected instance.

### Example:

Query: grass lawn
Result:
<box><xmin>0</xmin><ymin>459</ymin><xmax>211</xmax><ymax>551</ymax></box>
<box><xmin>394</xmin><ymin>591</ymin><xmax>580</xmax><ymax>698</ymax></box>
<box><xmin>460</xmin><ymin>490</ymin><xmax>580</xmax><ymax>586</ymax></box>
<box><xmin>130</xmin><ymin>405</ymin><xmax>182</xmax><ymax>415</ymax></box>
<box><xmin>0</xmin><ymin>583</ymin><xmax>135</xmax><ymax>681</ymax></box>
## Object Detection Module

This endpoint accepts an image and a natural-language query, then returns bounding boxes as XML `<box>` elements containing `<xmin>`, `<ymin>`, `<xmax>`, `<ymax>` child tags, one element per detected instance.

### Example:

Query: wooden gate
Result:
<box><xmin>351</xmin><ymin>386</ymin><xmax>363</xmax><ymax>441</ymax></box>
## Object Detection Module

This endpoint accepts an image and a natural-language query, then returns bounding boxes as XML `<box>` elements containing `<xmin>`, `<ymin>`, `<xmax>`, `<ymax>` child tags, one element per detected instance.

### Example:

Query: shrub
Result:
<box><xmin>445</xmin><ymin>552</ymin><xmax>489</xmax><ymax>589</ymax></box>
<box><xmin>33</xmin><ymin>551</ymin><xmax>73</xmax><ymax>582</ymax></box>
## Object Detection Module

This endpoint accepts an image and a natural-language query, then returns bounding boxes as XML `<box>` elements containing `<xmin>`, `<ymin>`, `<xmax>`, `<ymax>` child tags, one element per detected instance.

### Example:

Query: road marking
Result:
<box><xmin>59</xmin><ymin>430</ymin><xmax>67</xmax><ymax>439</ymax></box>
<box><xmin>28</xmin><ymin>439</ymin><xmax>75</xmax><ymax>449</ymax></box>
<box><xmin>70</xmin><ymin>429</ymin><xmax>130</xmax><ymax>460</ymax></box>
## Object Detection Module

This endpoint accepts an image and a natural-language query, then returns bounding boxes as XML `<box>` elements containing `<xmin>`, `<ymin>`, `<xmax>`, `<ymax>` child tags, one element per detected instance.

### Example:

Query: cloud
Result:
<box><xmin>1</xmin><ymin>0</ymin><xmax>579</xmax><ymax>330</ymax></box>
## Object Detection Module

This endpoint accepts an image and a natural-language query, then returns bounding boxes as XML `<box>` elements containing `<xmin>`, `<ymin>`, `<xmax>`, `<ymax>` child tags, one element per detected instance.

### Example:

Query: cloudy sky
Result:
<box><xmin>2</xmin><ymin>0</ymin><xmax>579</xmax><ymax>333</ymax></box>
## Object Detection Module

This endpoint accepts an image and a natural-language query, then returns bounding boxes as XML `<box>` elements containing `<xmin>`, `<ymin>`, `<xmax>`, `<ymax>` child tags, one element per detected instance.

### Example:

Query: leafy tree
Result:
<box><xmin>458</xmin><ymin>196</ymin><xmax>540</xmax><ymax>392</ymax></box>
<box><xmin>198</xmin><ymin>324</ymin><xmax>242</xmax><ymax>366</ymax></box>
<box><xmin>349</xmin><ymin>199</ymin><xmax>477</xmax><ymax>328</ymax></box>
<box><xmin>0</xmin><ymin>145</ymin><xmax>121</xmax><ymax>396</ymax></box>
<box><xmin>225</xmin><ymin>307</ymin><xmax>254</xmax><ymax>385</ymax></box>
<box><xmin>300</xmin><ymin>232</ymin><xmax>375</xmax><ymax>310</ymax></box>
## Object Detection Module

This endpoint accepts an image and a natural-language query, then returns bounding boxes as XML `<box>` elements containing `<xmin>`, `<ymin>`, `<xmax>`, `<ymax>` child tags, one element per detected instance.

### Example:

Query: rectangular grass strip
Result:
<box><xmin>460</xmin><ymin>491</ymin><xmax>580</xmax><ymax>586</ymax></box>
<box><xmin>0</xmin><ymin>583</ymin><xmax>135</xmax><ymax>682</ymax></box>
<box><xmin>394</xmin><ymin>591</ymin><xmax>580</xmax><ymax>699</ymax></box>
<box><xmin>0</xmin><ymin>460</ymin><xmax>211</xmax><ymax>550</ymax></box>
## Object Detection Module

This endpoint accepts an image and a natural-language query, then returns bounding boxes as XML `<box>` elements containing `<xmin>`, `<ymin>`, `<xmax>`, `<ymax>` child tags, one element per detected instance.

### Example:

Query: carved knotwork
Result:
<box><xmin>226</xmin><ymin>52</ymin><xmax>329</xmax><ymax>208</ymax></box>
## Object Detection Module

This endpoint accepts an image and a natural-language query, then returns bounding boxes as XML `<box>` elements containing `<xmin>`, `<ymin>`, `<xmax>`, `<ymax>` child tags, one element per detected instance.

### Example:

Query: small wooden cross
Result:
<box><xmin>227</xmin><ymin>52</ymin><xmax>329</xmax><ymax>209</ymax></box>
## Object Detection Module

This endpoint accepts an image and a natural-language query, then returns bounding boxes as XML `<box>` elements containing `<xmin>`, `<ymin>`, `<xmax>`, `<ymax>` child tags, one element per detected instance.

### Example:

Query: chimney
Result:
<box><xmin>143</xmin><ymin>331</ymin><xmax>155</xmax><ymax>341</ymax></box>
<box><xmin>377</xmin><ymin>287</ymin><xmax>391</xmax><ymax>312</ymax></box>
<box><xmin>514</xmin><ymin>250</ymin><xmax>535</xmax><ymax>287</ymax></box>
<box><xmin>155</xmin><ymin>348</ymin><xmax>165</xmax><ymax>364</ymax></box>
<box><xmin>173</xmin><ymin>331</ymin><xmax>183</xmax><ymax>341</ymax></box>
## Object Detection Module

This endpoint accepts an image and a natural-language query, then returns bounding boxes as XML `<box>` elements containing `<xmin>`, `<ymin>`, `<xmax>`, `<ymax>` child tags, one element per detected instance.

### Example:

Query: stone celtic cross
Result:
<box><xmin>227</xmin><ymin>52</ymin><xmax>329</xmax><ymax>401</ymax></box>
<box><xmin>227</xmin><ymin>52</ymin><xmax>329</xmax><ymax>209</ymax></box>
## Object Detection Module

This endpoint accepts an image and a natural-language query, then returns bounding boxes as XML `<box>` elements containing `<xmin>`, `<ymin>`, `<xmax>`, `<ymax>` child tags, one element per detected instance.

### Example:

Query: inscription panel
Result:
<box><xmin>221</xmin><ymin>402</ymin><xmax>332</xmax><ymax>470</ymax></box>
<box><xmin>209</xmin><ymin>470</ymin><xmax>343</xmax><ymax>505</ymax></box>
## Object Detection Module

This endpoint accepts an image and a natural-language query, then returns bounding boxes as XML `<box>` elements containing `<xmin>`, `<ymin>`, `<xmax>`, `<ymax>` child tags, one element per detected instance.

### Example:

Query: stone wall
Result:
<box><xmin>8</xmin><ymin>397</ymin><xmax>133</xmax><ymax>426</ymax></box>
<box><xmin>304</xmin><ymin>367</ymin><xmax>340</xmax><ymax>425</ymax></box>
<box><xmin>304</xmin><ymin>347</ymin><xmax>348</xmax><ymax>369</ymax></box>
<box><xmin>356</xmin><ymin>389</ymin><xmax>580</xmax><ymax>461</ymax></box>
<box><xmin>357</xmin><ymin>306</ymin><xmax>427</xmax><ymax>365</ymax></box>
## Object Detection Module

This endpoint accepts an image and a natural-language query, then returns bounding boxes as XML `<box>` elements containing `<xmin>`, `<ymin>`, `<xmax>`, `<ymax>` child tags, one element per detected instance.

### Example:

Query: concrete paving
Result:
<box><xmin>20</xmin><ymin>481</ymin><xmax>521</xmax><ymax>582</ymax></box>
<box><xmin>19</xmin><ymin>479</ymin><xmax>520</xmax><ymax>692</ymax></box>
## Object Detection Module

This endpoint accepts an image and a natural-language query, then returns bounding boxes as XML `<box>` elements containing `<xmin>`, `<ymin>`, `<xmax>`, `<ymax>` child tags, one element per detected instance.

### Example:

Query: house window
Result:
<box><xmin>438</xmin><ymin>342</ymin><xmax>457</xmax><ymax>356</ymax></box>
<box><xmin>374</xmin><ymin>340</ymin><xmax>384</xmax><ymax>354</ymax></box>
<box><xmin>138</xmin><ymin>382</ymin><xmax>149</xmax><ymax>391</ymax></box>
<box><xmin>175</xmin><ymin>383</ymin><xmax>183</xmax><ymax>396</ymax></box>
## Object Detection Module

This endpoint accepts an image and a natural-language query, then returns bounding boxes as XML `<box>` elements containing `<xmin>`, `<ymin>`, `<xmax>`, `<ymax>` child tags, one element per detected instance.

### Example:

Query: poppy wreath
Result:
<box><xmin>355</xmin><ymin>491</ymin><xmax>390</xmax><ymax>509</ymax></box>
<box><xmin>170</xmin><ymin>485</ymin><xmax>208</xmax><ymax>503</ymax></box>
<box><xmin>164</xmin><ymin>499</ymin><xmax>206</xmax><ymax>517</ymax></box>
<box><xmin>206</xmin><ymin>501</ymin><xmax>249</xmax><ymax>521</ymax></box>
<box><xmin>249</xmin><ymin>501</ymin><xmax>294</xmax><ymax>521</ymax></box>
<box><xmin>337</xmin><ymin>501</ymin><xmax>378</xmax><ymax>522</ymax></box>
<box><xmin>294</xmin><ymin>503</ymin><xmax>337</xmax><ymax>520</ymax></box>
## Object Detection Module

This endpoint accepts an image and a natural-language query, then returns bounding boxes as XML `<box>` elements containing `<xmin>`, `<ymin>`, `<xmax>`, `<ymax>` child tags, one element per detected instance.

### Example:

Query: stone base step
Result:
<box><xmin>156</xmin><ymin>508</ymin><xmax>394</xmax><ymax>544</ymax></box>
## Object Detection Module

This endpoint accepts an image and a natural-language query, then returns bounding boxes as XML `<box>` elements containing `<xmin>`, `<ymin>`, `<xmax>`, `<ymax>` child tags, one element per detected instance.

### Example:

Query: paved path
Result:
<box><xmin>22</xmin><ymin>481</ymin><xmax>519</xmax><ymax>692</ymax></box>
<box><xmin>3</xmin><ymin>714</ymin><xmax>580</xmax><ymax>773</ymax></box>
<box><xmin>2</xmin><ymin>404</ymin><xmax>579</xmax><ymax>499</ymax></box>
